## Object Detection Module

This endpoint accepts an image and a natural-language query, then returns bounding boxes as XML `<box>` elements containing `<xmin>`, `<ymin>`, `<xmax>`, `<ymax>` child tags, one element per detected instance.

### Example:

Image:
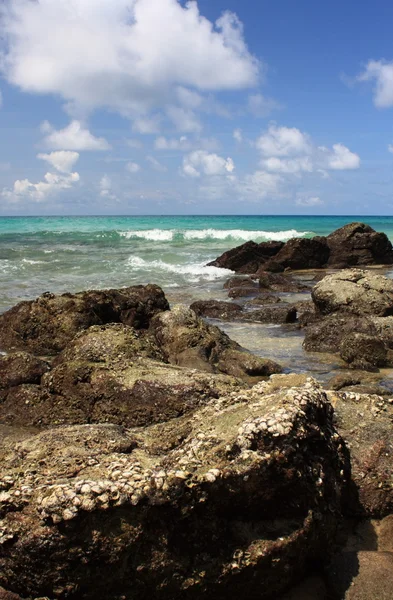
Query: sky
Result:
<box><xmin>1</xmin><ymin>0</ymin><xmax>393</xmax><ymax>216</ymax></box>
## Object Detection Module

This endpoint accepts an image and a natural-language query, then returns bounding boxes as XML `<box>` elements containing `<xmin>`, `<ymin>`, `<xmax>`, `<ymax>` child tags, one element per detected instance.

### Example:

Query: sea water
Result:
<box><xmin>2</xmin><ymin>214</ymin><xmax>393</xmax><ymax>379</ymax></box>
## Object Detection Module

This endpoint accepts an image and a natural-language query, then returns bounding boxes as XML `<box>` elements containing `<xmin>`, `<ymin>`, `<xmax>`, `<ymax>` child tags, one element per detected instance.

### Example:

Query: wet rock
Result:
<box><xmin>190</xmin><ymin>300</ymin><xmax>243</xmax><ymax>321</ymax></box>
<box><xmin>150</xmin><ymin>305</ymin><xmax>282</xmax><ymax>381</ymax></box>
<box><xmin>258</xmin><ymin>271</ymin><xmax>308</xmax><ymax>292</ymax></box>
<box><xmin>224</xmin><ymin>276</ymin><xmax>259</xmax><ymax>298</ymax></box>
<box><xmin>0</xmin><ymin>589</ymin><xmax>26</xmax><ymax>600</ymax></box>
<box><xmin>339</xmin><ymin>333</ymin><xmax>389</xmax><ymax>372</ymax></box>
<box><xmin>294</xmin><ymin>300</ymin><xmax>316</xmax><ymax>327</ymax></box>
<box><xmin>326</xmin><ymin>551</ymin><xmax>393</xmax><ymax>599</ymax></box>
<box><xmin>277</xmin><ymin>576</ymin><xmax>328</xmax><ymax>600</ymax></box>
<box><xmin>329</xmin><ymin>390</ymin><xmax>393</xmax><ymax>517</ymax></box>
<box><xmin>263</xmin><ymin>237</ymin><xmax>330</xmax><ymax>272</ymax></box>
<box><xmin>0</xmin><ymin>284</ymin><xmax>169</xmax><ymax>355</ymax></box>
<box><xmin>0</xmin><ymin>381</ymin><xmax>349</xmax><ymax>600</ymax></box>
<box><xmin>326</xmin><ymin>221</ymin><xmax>393</xmax><ymax>268</ymax></box>
<box><xmin>0</xmin><ymin>352</ymin><xmax>49</xmax><ymax>390</ymax></box>
<box><xmin>241</xmin><ymin>304</ymin><xmax>298</xmax><ymax>324</ymax></box>
<box><xmin>245</xmin><ymin>293</ymin><xmax>281</xmax><ymax>306</ymax></box>
<box><xmin>208</xmin><ymin>240</ymin><xmax>284</xmax><ymax>273</ymax></box>
<box><xmin>312</xmin><ymin>269</ymin><xmax>393</xmax><ymax>317</ymax></box>
<box><xmin>328</xmin><ymin>373</ymin><xmax>363</xmax><ymax>391</ymax></box>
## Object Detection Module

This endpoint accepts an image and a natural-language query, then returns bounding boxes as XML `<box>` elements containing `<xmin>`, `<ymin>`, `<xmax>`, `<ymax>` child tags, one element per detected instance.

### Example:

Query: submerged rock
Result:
<box><xmin>0</xmin><ymin>284</ymin><xmax>169</xmax><ymax>355</ymax></box>
<box><xmin>190</xmin><ymin>300</ymin><xmax>244</xmax><ymax>321</ymax></box>
<box><xmin>0</xmin><ymin>380</ymin><xmax>349</xmax><ymax>600</ymax></box>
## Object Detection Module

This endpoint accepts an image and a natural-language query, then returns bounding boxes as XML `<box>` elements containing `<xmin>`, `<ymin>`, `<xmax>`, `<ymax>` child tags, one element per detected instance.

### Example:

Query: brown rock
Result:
<box><xmin>339</xmin><ymin>333</ymin><xmax>388</xmax><ymax>371</ymax></box>
<box><xmin>0</xmin><ymin>352</ymin><xmax>49</xmax><ymax>390</ymax></box>
<box><xmin>263</xmin><ymin>237</ymin><xmax>330</xmax><ymax>272</ymax></box>
<box><xmin>326</xmin><ymin>551</ymin><xmax>393</xmax><ymax>599</ymax></box>
<box><xmin>378</xmin><ymin>515</ymin><xmax>393</xmax><ymax>552</ymax></box>
<box><xmin>0</xmin><ymin>284</ymin><xmax>169</xmax><ymax>355</ymax></box>
<box><xmin>0</xmin><ymin>381</ymin><xmax>349</xmax><ymax>600</ymax></box>
<box><xmin>303</xmin><ymin>314</ymin><xmax>378</xmax><ymax>354</ymax></box>
<box><xmin>258</xmin><ymin>271</ymin><xmax>308</xmax><ymax>292</ymax></box>
<box><xmin>190</xmin><ymin>300</ymin><xmax>243</xmax><ymax>321</ymax></box>
<box><xmin>240</xmin><ymin>304</ymin><xmax>298</xmax><ymax>324</ymax></box>
<box><xmin>208</xmin><ymin>240</ymin><xmax>284</xmax><ymax>273</ymax></box>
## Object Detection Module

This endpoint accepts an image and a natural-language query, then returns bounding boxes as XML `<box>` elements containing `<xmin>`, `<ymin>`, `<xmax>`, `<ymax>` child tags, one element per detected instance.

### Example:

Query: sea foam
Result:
<box><xmin>118</xmin><ymin>228</ymin><xmax>310</xmax><ymax>243</ymax></box>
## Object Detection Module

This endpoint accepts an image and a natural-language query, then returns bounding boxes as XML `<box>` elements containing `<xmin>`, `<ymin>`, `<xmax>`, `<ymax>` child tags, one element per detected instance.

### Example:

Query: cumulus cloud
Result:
<box><xmin>2</xmin><ymin>172</ymin><xmax>80</xmax><ymax>202</ymax></box>
<box><xmin>41</xmin><ymin>120</ymin><xmax>110</xmax><ymax>151</ymax></box>
<box><xmin>182</xmin><ymin>150</ymin><xmax>235</xmax><ymax>177</ymax></box>
<box><xmin>155</xmin><ymin>136</ymin><xmax>191</xmax><ymax>151</ymax></box>
<box><xmin>126</xmin><ymin>162</ymin><xmax>141</xmax><ymax>173</ymax></box>
<box><xmin>257</xmin><ymin>125</ymin><xmax>312</xmax><ymax>158</ymax></box>
<box><xmin>1</xmin><ymin>0</ymin><xmax>260</xmax><ymax>126</ymax></box>
<box><xmin>37</xmin><ymin>151</ymin><xmax>80</xmax><ymax>173</ymax></box>
<box><xmin>248</xmin><ymin>93</ymin><xmax>282</xmax><ymax>117</ymax></box>
<box><xmin>356</xmin><ymin>60</ymin><xmax>393</xmax><ymax>108</ymax></box>
<box><xmin>166</xmin><ymin>106</ymin><xmax>202</xmax><ymax>133</ymax></box>
<box><xmin>322</xmin><ymin>143</ymin><xmax>360</xmax><ymax>170</ymax></box>
<box><xmin>256</xmin><ymin>124</ymin><xmax>360</xmax><ymax>175</ymax></box>
<box><xmin>296</xmin><ymin>196</ymin><xmax>323</xmax><ymax>207</ymax></box>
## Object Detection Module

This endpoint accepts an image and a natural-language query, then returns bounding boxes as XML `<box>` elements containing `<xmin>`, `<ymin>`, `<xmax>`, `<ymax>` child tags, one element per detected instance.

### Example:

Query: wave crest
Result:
<box><xmin>118</xmin><ymin>228</ymin><xmax>310</xmax><ymax>243</ymax></box>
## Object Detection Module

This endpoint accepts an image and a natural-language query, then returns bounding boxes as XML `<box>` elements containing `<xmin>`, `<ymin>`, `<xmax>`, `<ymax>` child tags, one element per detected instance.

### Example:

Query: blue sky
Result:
<box><xmin>1</xmin><ymin>0</ymin><xmax>393</xmax><ymax>216</ymax></box>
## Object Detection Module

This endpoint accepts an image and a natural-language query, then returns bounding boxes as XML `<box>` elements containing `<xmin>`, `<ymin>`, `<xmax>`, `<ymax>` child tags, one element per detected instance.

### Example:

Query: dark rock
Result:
<box><xmin>303</xmin><ymin>314</ymin><xmax>378</xmax><ymax>353</ymax></box>
<box><xmin>331</xmin><ymin>390</ymin><xmax>393</xmax><ymax>517</ymax></box>
<box><xmin>207</xmin><ymin>240</ymin><xmax>284</xmax><ymax>273</ymax></box>
<box><xmin>258</xmin><ymin>271</ymin><xmax>308</xmax><ymax>292</ymax></box>
<box><xmin>326</xmin><ymin>551</ymin><xmax>393</xmax><ymax>599</ymax></box>
<box><xmin>0</xmin><ymin>284</ymin><xmax>169</xmax><ymax>355</ymax></box>
<box><xmin>245</xmin><ymin>294</ymin><xmax>281</xmax><ymax>306</ymax></box>
<box><xmin>190</xmin><ymin>300</ymin><xmax>243</xmax><ymax>321</ymax></box>
<box><xmin>326</xmin><ymin>222</ymin><xmax>393</xmax><ymax>268</ymax></box>
<box><xmin>378</xmin><ymin>515</ymin><xmax>393</xmax><ymax>552</ymax></box>
<box><xmin>0</xmin><ymin>589</ymin><xmax>25</xmax><ymax>600</ymax></box>
<box><xmin>0</xmin><ymin>352</ymin><xmax>49</xmax><ymax>390</ymax></box>
<box><xmin>223</xmin><ymin>276</ymin><xmax>258</xmax><ymax>290</ymax></box>
<box><xmin>263</xmin><ymin>237</ymin><xmax>330</xmax><ymax>272</ymax></box>
<box><xmin>277</xmin><ymin>576</ymin><xmax>328</xmax><ymax>600</ymax></box>
<box><xmin>241</xmin><ymin>304</ymin><xmax>298</xmax><ymax>324</ymax></box>
<box><xmin>312</xmin><ymin>270</ymin><xmax>393</xmax><ymax>317</ymax></box>
<box><xmin>0</xmin><ymin>381</ymin><xmax>349</xmax><ymax>600</ymax></box>
<box><xmin>339</xmin><ymin>333</ymin><xmax>388</xmax><ymax>371</ymax></box>
<box><xmin>294</xmin><ymin>300</ymin><xmax>316</xmax><ymax>327</ymax></box>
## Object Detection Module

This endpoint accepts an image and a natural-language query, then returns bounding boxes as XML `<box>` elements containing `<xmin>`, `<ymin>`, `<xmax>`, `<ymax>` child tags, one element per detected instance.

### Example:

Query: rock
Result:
<box><xmin>258</xmin><ymin>271</ymin><xmax>308</xmax><ymax>292</ymax></box>
<box><xmin>303</xmin><ymin>314</ymin><xmax>378</xmax><ymax>353</ymax></box>
<box><xmin>339</xmin><ymin>333</ymin><xmax>389</xmax><ymax>371</ymax></box>
<box><xmin>223</xmin><ymin>276</ymin><xmax>260</xmax><ymax>299</ymax></box>
<box><xmin>208</xmin><ymin>240</ymin><xmax>284</xmax><ymax>273</ymax></box>
<box><xmin>312</xmin><ymin>269</ymin><xmax>393</xmax><ymax>317</ymax></box>
<box><xmin>240</xmin><ymin>304</ymin><xmax>298</xmax><ymax>324</ymax></box>
<box><xmin>0</xmin><ymin>284</ymin><xmax>169</xmax><ymax>355</ymax></box>
<box><xmin>326</xmin><ymin>222</ymin><xmax>393</xmax><ymax>268</ymax></box>
<box><xmin>245</xmin><ymin>294</ymin><xmax>281</xmax><ymax>306</ymax></box>
<box><xmin>294</xmin><ymin>300</ymin><xmax>316</xmax><ymax>327</ymax></box>
<box><xmin>0</xmin><ymin>381</ymin><xmax>349</xmax><ymax>600</ymax></box>
<box><xmin>370</xmin><ymin>316</ymin><xmax>393</xmax><ymax>348</ymax></box>
<box><xmin>263</xmin><ymin>237</ymin><xmax>330</xmax><ymax>272</ymax></box>
<box><xmin>326</xmin><ymin>551</ymin><xmax>393</xmax><ymax>599</ymax></box>
<box><xmin>378</xmin><ymin>515</ymin><xmax>393</xmax><ymax>552</ymax></box>
<box><xmin>190</xmin><ymin>300</ymin><xmax>244</xmax><ymax>321</ymax></box>
<box><xmin>150</xmin><ymin>305</ymin><xmax>282</xmax><ymax>381</ymax></box>
<box><xmin>329</xmin><ymin>390</ymin><xmax>393</xmax><ymax>517</ymax></box>
<box><xmin>0</xmin><ymin>352</ymin><xmax>49</xmax><ymax>390</ymax></box>
<box><xmin>0</xmin><ymin>357</ymin><xmax>242</xmax><ymax>429</ymax></box>
<box><xmin>328</xmin><ymin>373</ymin><xmax>363</xmax><ymax>391</ymax></box>
<box><xmin>277</xmin><ymin>576</ymin><xmax>328</xmax><ymax>600</ymax></box>
<box><xmin>0</xmin><ymin>589</ymin><xmax>26</xmax><ymax>600</ymax></box>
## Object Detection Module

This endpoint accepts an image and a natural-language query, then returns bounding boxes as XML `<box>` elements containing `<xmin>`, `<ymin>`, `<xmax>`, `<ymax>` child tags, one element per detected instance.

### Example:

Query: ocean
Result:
<box><xmin>2</xmin><ymin>214</ymin><xmax>393</xmax><ymax>381</ymax></box>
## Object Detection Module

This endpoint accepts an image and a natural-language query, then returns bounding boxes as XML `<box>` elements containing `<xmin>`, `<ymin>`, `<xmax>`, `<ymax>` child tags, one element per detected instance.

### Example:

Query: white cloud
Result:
<box><xmin>126</xmin><ymin>161</ymin><xmax>141</xmax><ymax>173</ymax></box>
<box><xmin>2</xmin><ymin>171</ymin><xmax>80</xmax><ymax>203</ymax></box>
<box><xmin>166</xmin><ymin>106</ymin><xmax>202</xmax><ymax>133</ymax></box>
<box><xmin>155</xmin><ymin>136</ymin><xmax>191</xmax><ymax>151</ymax></box>
<box><xmin>132</xmin><ymin>115</ymin><xmax>162</xmax><ymax>135</ymax></box>
<box><xmin>256</xmin><ymin>124</ymin><xmax>360</xmax><ymax>175</ymax></box>
<box><xmin>260</xmin><ymin>156</ymin><xmax>313</xmax><ymax>174</ymax></box>
<box><xmin>146</xmin><ymin>155</ymin><xmax>167</xmax><ymax>172</ymax></box>
<box><xmin>237</xmin><ymin>170</ymin><xmax>281</xmax><ymax>199</ymax></box>
<box><xmin>296</xmin><ymin>196</ymin><xmax>323</xmax><ymax>207</ymax></box>
<box><xmin>356</xmin><ymin>60</ymin><xmax>393</xmax><ymax>108</ymax></box>
<box><xmin>256</xmin><ymin>125</ymin><xmax>312</xmax><ymax>157</ymax></box>
<box><xmin>389</xmin><ymin>144</ymin><xmax>393</xmax><ymax>154</ymax></box>
<box><xmin>248</xmin><ymin>93</ymin><xmax>282</xmax><ymax>117</ymax></box>
<box><xmin>37</xmin><ymin>150</ymin><xmax>79</xmax><ymax>173</ymax></box>
<box><xmin>1</xmin><ymin>0</ymin><xmax>259</xmax><ymax>122</ymax></box>
<box><xmin>41</xmin><ymin>120</ymin><xmax>110</xmax><ymax>151</ymax></box>
<box><xmin>233</xmin><ymin>128</ymin><xmax>243</xmax><ymax>143</ymax></box>
<box><xmin>182</xmin><ymin>150</ymin><xmax>235</xmax><ymax>177</ymax></box>
<box><xmin>323</xmin><ymin>143</ymin><xmax>360</xmax><ymax>170</ymax></box>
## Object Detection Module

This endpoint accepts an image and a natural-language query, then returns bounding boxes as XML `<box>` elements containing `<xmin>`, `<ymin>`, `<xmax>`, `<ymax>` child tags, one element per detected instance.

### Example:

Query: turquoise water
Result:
<box><xmin>1</xmin><ymin>214</ymin><xmax>393</xmax><ymax>312</ymax></box>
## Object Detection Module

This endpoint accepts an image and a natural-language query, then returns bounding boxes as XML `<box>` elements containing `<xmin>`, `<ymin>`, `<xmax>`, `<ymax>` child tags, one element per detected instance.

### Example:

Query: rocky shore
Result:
<box><xmin>1</xmin><ymin>222</ymin><xmax>393</xmax><ymax>599</ymax></box>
